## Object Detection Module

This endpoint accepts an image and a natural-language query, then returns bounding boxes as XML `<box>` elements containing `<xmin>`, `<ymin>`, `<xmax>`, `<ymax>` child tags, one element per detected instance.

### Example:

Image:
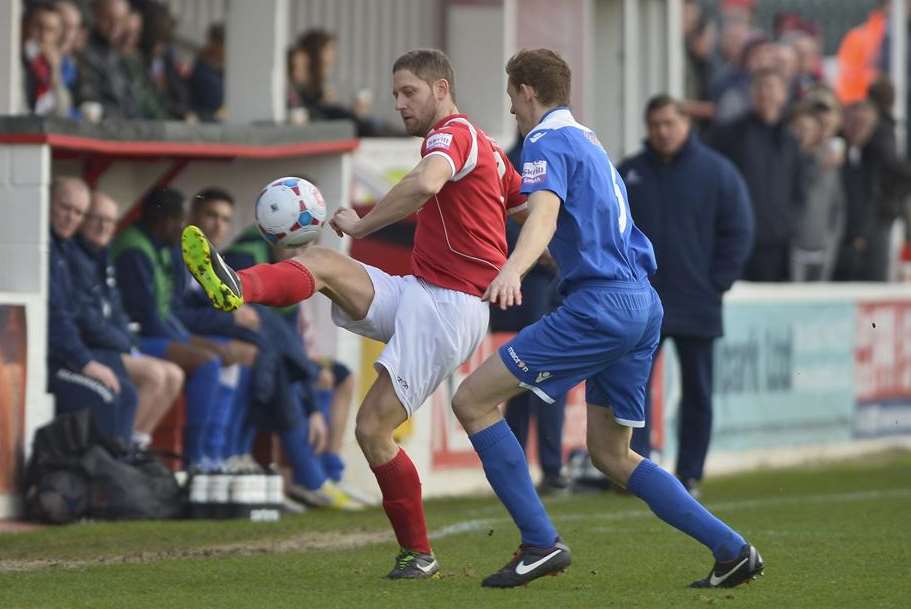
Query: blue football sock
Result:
<box><xmin>316</xmin><ymin>388</ymin><xmax>332</xmax><ymax>418</ymax></box>
<box><xmin>321</xmin><ymin>452</ymin><xmax>345</xmax><ymax>482</ymax></box>
<box><xmin>280</xmin><ymin>421</ymin><xmax>327</xmax><ymax>490</ymax></box>
<box><xmin>202</xmin><ymin>365</ymin><xmax>238</xmax><ymax>463</ymax></box>
<box><xmin>183</xmin><ymin>358</ymin><xmax>221</xmax><ymax>467</ymax></box>
<box><xmin>223</xmin><ymin>366</ymin><xmax>251</xmax><ymax>459</ymax></box>
<box><xmin>239</xmin><ymin>423</ymin><xmax>256</xmax><ymax>456</ymax></box>
<box><xmin>469</xmin><ymin>419</ymin><xmax>558</xmax><ymax>547</ymax></box>
<box><xmin>627</xmin><ymin>459</ymin><xmax>746</xmax><ymax>561</ymax></box>
<box><xmin>115</xmin><ymin>382</ymin><xmax>138</xmax><ymax>446</ymax></box>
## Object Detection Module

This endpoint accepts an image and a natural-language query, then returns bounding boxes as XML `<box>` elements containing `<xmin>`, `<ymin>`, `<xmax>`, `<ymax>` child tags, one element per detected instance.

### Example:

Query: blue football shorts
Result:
<box><xmin>498</xmin><ymin>280</ymin><xmax>663</xmax><ymax>427</ymax></box>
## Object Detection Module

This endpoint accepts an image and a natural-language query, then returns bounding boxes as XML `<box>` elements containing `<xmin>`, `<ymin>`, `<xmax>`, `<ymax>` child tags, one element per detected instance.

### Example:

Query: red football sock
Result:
<box><xmin>236</xmin><ymin>259</ymin><xmax>315</xmax><ymax>306</ymax></box>
<box><xmin>371</xmin><ymin>448</ymin><xmax>431</xmax><ymax>554</ymax></box>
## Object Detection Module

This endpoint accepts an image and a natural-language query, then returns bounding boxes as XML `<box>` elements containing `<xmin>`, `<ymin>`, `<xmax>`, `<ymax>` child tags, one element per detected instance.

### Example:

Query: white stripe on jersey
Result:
<box><xmin>425</xmin><ymin>150</ymin><xmax>457</xmax><ymax>178</ymax></box>
<box><xmin>441</xmin><ymin>117</ymin><xmax>479</xmax><ymax>181</ymax></box>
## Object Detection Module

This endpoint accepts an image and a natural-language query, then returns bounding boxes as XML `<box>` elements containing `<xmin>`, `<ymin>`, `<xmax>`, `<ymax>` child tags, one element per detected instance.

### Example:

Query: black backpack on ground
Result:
<box><xmin>24</xmin><ymin>410</ymin><xmax>183</xmax><ymax>523</ymax></box>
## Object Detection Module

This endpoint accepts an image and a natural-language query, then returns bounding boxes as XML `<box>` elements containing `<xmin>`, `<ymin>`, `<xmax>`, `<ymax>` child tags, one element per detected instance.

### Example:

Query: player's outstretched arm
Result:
<box><xmin>483</xmin><ymin>190</ymin><xmax>560</xmax><ymax>309</ymax></box>
<box><xmin>330</xmin><ymin>155</ymin><xmax>453</xmax><ymax>239</ymax></box>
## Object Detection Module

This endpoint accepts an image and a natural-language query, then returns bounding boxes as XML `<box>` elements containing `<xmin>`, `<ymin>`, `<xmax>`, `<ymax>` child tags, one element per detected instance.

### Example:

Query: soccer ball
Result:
<box><xmin>254</xmin><ymin>176</ymin><xmax>327</xmax><ymax>248</ymax></box>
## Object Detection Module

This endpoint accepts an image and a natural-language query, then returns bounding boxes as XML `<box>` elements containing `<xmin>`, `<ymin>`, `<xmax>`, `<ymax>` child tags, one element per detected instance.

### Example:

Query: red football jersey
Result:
<box><xmin>412</xmin><ymin>114</ymin><xmax>527</xmax><ymax>296</ymax></box>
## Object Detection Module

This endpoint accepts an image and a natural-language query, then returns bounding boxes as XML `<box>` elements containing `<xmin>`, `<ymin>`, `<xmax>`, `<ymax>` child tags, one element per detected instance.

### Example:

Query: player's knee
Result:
<box><xmin>588</xmin><ymin>446</ymin><xmax>627</xmax><ymax>484</ymax></box>
<box><xmin>295</xmin><ymin>245</ymin><xmax>331</xmax><ymax>271</ymax></box>
<box><xmin>450</xmin><ymin>383</ymin><xmax>475</xmax><ymax>422</ymax></box>
<box><xmin>354</xmin><ymin>408</ymin><xmax>382</xmax><ymax>448</ymax></box>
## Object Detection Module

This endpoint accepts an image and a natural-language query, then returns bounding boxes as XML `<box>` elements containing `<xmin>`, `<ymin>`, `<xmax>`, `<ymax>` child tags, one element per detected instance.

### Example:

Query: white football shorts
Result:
<box><xmin>331</xmin><ymin>263</ymin><xmax>489</xmax><ymax>417</ymax></box>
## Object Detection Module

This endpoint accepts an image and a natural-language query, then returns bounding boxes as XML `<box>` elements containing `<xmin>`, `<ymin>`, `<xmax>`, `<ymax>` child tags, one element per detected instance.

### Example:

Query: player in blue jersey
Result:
<box><xmin>451</xmin><ymin>49</ymin><xmax>764</xmax><ymax>589</ymax></box>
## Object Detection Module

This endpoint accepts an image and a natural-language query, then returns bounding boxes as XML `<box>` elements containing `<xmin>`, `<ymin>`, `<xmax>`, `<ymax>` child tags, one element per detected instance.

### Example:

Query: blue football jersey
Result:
<box><xmin>520</xmin><ymin>107</ymin><xmax>657</xmax><ymax>290</ymax></box>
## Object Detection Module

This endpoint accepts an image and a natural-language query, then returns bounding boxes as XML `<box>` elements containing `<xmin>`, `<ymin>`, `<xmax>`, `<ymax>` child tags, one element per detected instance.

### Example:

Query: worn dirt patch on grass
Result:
<box><xmin>0</xmin><ymin>529</ymin><xmax>392</xmax><ymax>572</ymax></box>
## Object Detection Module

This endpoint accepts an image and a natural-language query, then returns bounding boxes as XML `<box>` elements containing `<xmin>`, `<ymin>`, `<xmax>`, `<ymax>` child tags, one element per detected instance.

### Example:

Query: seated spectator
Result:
<box><xmin>180</xmin><ymin>189</ymin><xmax>261</xmax><ymax>470</ymax></box>
<box><xmin>47</xmin><ymin>177</ymin><xmax>137</xmax><ymax>445</ymax></box>
<box><xmin>291</xmin><ymin>29</ymin><xmax>397</xmax><ymax>136</ymax></box>
<box><xmin>188</xmin><ymin>23</ymin><xmax>224</xmax><ymax>122</ymax></box>
<box><xmin>290</xmin><ymin>29</ymin><xmax>341</xmax><ymax>118</ymax></box>
<box><xmin>110</xmin><ymin>188</ymin><xmax>234</xmax><ymax>470</ymax></box>
<box><xmin>117</xmin><ymin>8</ymin><xmax>169</xmax><ymax>120</ymax></box>
<box><xmin>788</xmin><ymin>104</ymin><xmax>846</xmax><ymax>281</ymax></box>
<box><xmin>53</xmin><ymin>0</ymin><xmax>83</xmax><ymax>104</ymax></box>
<box><xmin>287</xmin><ymin>45</ymin><xmax>311</xmax><ymax>122</ymax></box>
<box><xmin>194</xmin><ymin>191</ymin><xmax>361</xmax><ymax>509</ymax></box>
<box><xmin>71</xmin><ymin>190</ymin><xmax>185</xmax><ymax>450</ymax></box>
<box><xmin>77</xmin><ymin>0</ymin><xmax>140</xmax><ymax>119</ymax></box>
<box><xmin>22</xmin><ymin>1</ymin><xmax>73</xmax><ymax>117</ymax></box>
<box><xmin>140</xmin><ymin>1</ymin><xmax>192</xmax><ymax>120</ymax></box>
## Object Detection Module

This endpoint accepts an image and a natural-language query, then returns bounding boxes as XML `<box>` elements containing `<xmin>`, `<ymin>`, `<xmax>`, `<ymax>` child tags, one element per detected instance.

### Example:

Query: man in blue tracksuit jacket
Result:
<box><xmin>47</xmin><ymin>177</ymin><xmax>137</xmax><ymax>445</ymax></box>
<box><xmin>619</xmin><ymin>95</ymin><xmax>754</xmax><ymax>495</ymax></box>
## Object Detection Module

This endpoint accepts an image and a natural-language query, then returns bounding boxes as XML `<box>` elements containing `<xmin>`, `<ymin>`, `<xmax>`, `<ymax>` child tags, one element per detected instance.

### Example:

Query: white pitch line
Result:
<box><xmin>429</xmin><ymin>487</ymin><xmax>911</xmax><ymax>540</ymax></box>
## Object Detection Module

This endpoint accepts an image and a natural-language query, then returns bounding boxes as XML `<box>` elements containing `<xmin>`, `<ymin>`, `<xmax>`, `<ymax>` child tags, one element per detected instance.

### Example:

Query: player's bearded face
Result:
<box><xmin>393</xmin><ymin>69</ymin><xmax>439</xmax><ymax>137</ymax></box>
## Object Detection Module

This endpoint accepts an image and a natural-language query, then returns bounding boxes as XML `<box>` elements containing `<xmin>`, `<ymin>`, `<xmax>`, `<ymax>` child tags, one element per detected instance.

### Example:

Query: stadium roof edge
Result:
<box><xmin>0</xmin><ymin>116</ymin><xmax>359</xmax><ymax>159</ymax></box>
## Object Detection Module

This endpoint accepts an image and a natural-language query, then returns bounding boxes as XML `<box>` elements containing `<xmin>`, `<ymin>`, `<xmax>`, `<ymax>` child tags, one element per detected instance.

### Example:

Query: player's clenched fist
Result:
<box><xmin>329</xmin><ymin>208</ymin><xmax>362</xmax><ymax>238</ymax></box>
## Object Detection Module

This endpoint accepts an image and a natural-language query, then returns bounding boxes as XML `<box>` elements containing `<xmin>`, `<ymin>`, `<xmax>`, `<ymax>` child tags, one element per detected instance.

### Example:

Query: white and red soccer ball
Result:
<box><xmin>255</xmin><ymin>176</ymin><xmax>327</xmax><ymax>247</ymax></box>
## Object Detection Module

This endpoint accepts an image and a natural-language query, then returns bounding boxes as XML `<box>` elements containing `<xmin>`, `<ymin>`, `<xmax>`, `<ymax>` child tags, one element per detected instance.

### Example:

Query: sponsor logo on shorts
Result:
<box><xmin>535</xmin><ymin>371</ymin><xmax>552</xmax><ymax>383</ymax></box>
<box><xmin>425</xmin><ymin>132</ymin><xmax>453</xmax><ymax>151</ymax></box>
<box><xmin>396</xmin><ymin>376</ymin><xmax>409</xmax><ymax>391</ymax></box>
<box><xmin>522</xmin><ymin>160</ymin><xmax>547</xmax><ymax>184</ymax></box>
<box><xmin>506</xmin><ymin>346</ymin><xmax>529</xmax><ymax>373</ymax></box>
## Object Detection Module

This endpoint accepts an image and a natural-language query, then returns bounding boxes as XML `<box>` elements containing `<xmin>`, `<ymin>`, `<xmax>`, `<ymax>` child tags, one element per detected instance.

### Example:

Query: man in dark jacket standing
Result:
<box><xmin>620</xmin><ymin>95</ymin><xmax>754</xmax><ymax>495</ymax></box>
<box><xmin>709</xmin><ymin>68</ymin><xmax>804</xmax><ymax>281</ymax></box>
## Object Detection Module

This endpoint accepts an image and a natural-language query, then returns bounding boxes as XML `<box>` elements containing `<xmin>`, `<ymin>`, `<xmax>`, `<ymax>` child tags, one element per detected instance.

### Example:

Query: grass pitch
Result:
<box><xmin>1</xmin><ymin>451</ymin><xmax>909</xmax><ymax>609</ymax></box>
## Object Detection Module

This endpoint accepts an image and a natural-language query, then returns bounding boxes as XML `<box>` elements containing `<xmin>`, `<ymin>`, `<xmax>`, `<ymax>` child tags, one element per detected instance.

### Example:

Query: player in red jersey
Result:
<box><xmin>182</xmin><ymin>49</ymin><xmax>527</xmax><ymax>579</ymax></box>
